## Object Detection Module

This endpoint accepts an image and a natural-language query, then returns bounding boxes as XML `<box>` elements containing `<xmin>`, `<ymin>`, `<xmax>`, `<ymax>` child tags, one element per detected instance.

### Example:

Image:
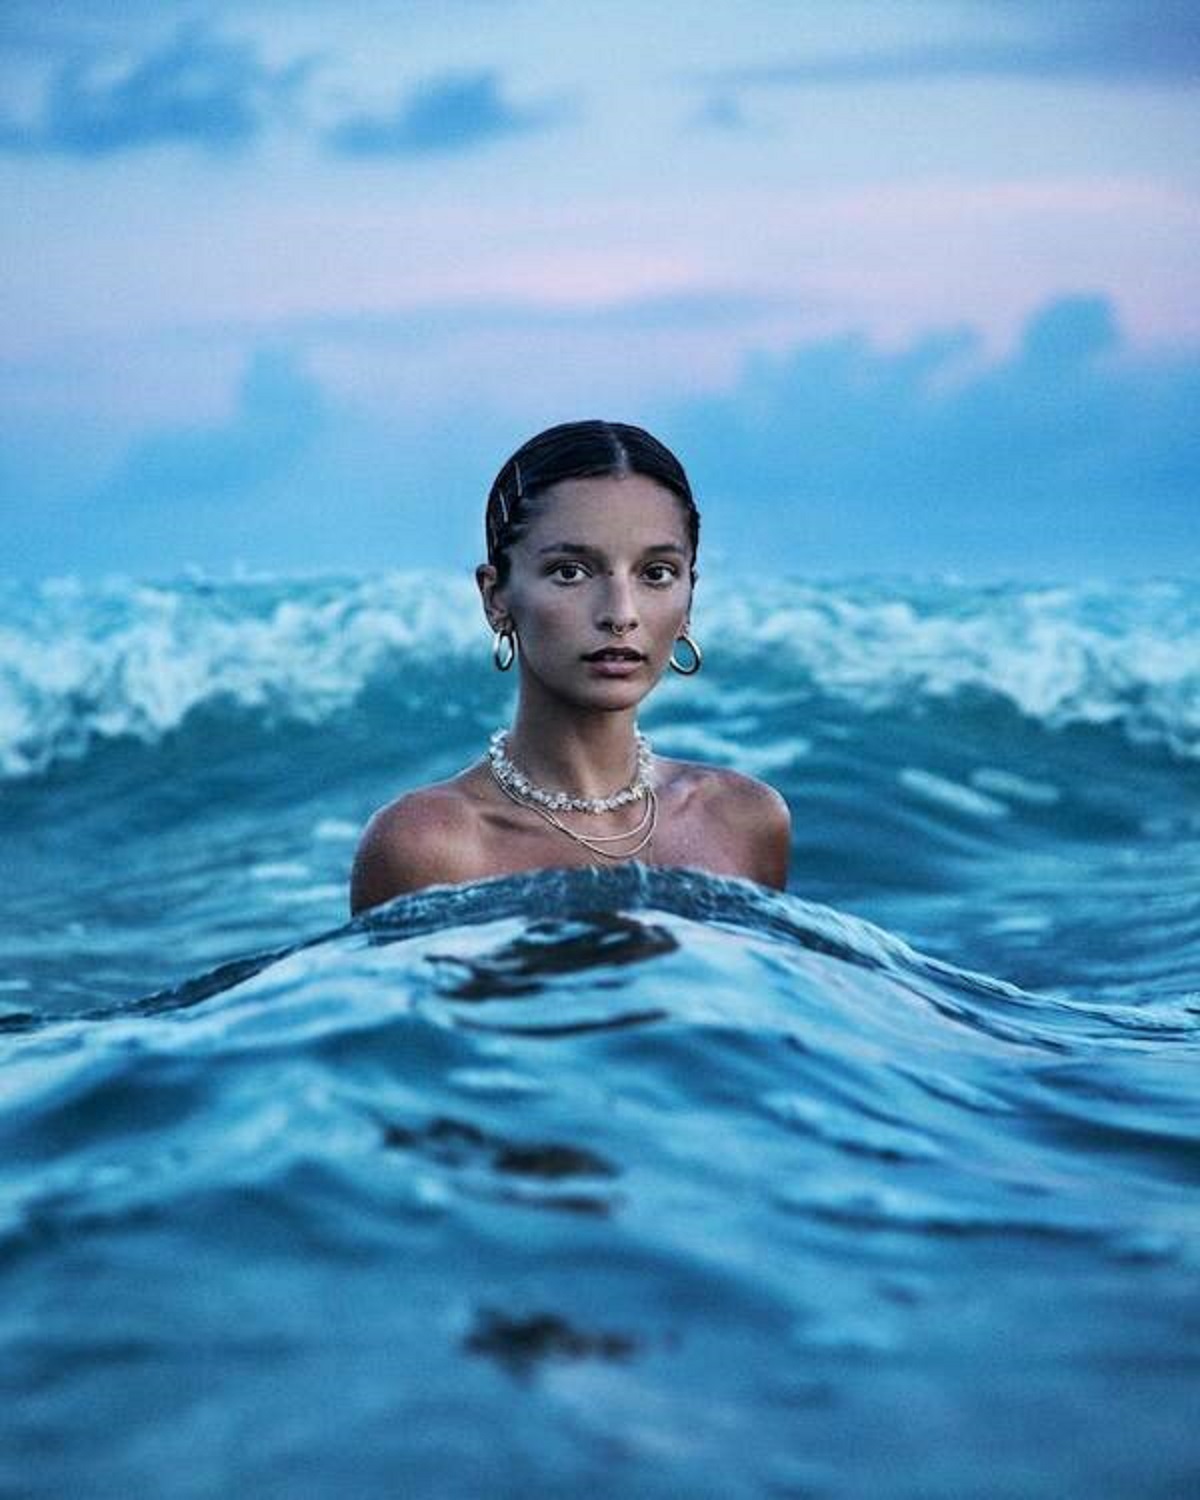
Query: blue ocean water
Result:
<box><xmin>1</xmin><ymin>572</ymin><xmax>1198</xmax><ymax>1498</ymax></box>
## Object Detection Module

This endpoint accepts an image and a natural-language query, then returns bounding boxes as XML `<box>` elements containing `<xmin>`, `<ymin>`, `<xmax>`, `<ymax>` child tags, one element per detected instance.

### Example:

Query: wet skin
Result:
<box><xmin>351</xmin><ymin>475</ymin><xmax>791</xmax><ymax>911</ymax></box>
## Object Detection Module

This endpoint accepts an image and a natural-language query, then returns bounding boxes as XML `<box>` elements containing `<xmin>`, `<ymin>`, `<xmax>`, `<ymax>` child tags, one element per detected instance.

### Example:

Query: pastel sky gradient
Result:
<box><xmin>2</xmin><ymin>0</ymin><xmax>1197</xmax><ymax>578</ymax></box>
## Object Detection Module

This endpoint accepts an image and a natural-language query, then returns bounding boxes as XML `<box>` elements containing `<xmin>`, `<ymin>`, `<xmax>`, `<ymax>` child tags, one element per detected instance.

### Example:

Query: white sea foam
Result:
<box><xmin>654</xmin><ymin>722</ymin><xmax>808</xmax><ymax>775</ymax></box>
<box><xmin>0</xmin><ymin>573</ymin><xmax>480</xmax><ymax>777</ymax></box>
<box><xmin>0</xmin><ymin>572</ymin><xmax>1196</xmax><ymax>777</ymax></box>
<box><xmin>899</xmin><ymin>768</ymin><xmax>1010</xmax><ymax>820</ymax></box>
<box><xmin>313</xmin><ymin>818</ymin><xmax>360</xmax><ymax>842</ymax></box>
<box><xmin>969</xmin><ymin>767</ymin><xmax>1061</xmax><ymax>805</ymax></box>
<box><xmin>706</xmin><ymin>577</ymin><xmax>1200</xmax><ymax>757</ymax></box>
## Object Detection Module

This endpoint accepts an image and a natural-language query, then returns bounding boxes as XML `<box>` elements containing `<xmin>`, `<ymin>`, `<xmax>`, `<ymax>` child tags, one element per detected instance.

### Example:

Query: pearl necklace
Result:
<box><xmin>486</xmin><ymin>729</ymin><xmax>659</xmax><ymax>861</ymax></box>
<box><xmin>487</xmin><ymin>729</ymin><xmax>653</xmax><ymax>813</ymax></box>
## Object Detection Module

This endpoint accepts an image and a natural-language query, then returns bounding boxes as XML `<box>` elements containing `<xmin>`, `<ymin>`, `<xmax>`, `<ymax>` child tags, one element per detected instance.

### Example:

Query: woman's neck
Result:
<box><xmin>504</xmin><ymin>697</ymin><xmax>643</xmax><ymax>801</ymax></box>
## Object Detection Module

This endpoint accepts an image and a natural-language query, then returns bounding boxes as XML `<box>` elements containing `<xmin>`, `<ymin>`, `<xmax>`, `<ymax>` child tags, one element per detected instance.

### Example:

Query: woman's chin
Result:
<box><xmin>566</xmin><ymin>678</ymin><xmax>652</xmax><ymax>712</ymax></box>
<box><xmin>521</xmin><ymin>660</ymin><xmax>660</xmax><ymax>712</ymax></box>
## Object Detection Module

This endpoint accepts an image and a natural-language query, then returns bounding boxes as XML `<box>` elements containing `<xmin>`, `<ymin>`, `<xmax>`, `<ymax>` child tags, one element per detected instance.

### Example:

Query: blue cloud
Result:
<box><xmin>713</xmin><ymin>1</ymin><xmax>1200</xmax><ymax>89</ymax></box>
<box><xmin>692</xmin><ymin>94</ymin><xmax>754</xmax><ymax>131</ymax></box>
<box><xmin>326</xmin><ymin>69</ymin><xmax>563</xmax><ymax>156</ymax></box>
<box><xmin>0</xmin><ymin>24</ymin><xmax>312</xmax><ymax>156</ymax></box>
<box><xmin>99</xmin><ymin>350</ymin><xmax>325</xmax><ymax>506</ymax></box>
<box><xmin>658</xmin><ymin>295</ymin><xmax>1200</xmax><ymax>576</ymax></box>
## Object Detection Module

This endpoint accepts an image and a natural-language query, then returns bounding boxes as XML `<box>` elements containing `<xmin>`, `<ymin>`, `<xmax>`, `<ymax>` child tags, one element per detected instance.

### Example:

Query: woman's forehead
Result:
<box><xmin>521</xmin><ymin>474</ymin><xmax>690</xmax><ymax>542</ymax></box>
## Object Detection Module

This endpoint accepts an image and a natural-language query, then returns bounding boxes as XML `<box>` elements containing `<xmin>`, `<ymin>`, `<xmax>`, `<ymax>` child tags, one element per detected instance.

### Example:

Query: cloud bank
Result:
<box><xmin>714</xmin><ymin>0</ymin><xmax>1200</xmax><ymax>90</ymax></box>
<box><xmin>325</xmin><ymin>70</ymin><xmax>564</xmax><ymax>156</ymax></box>
<box><xmin>99</xmin><ymin>350</ymin><xmax>325</xmax><ymax>503</ymax></box>
<box><xmin>3</xmin><ymin>294</ymin><xmax>1196</xmax><ymax>579</ymax></box>
<box><xmin>667</xmin><ymin>296</ymin><xmax>1199</xmax><ymax>574</ymax></box>
<box><xmin>0</xmin><ymin>23</ymin><xmax>310</xmax><ymax>155</ymax></box>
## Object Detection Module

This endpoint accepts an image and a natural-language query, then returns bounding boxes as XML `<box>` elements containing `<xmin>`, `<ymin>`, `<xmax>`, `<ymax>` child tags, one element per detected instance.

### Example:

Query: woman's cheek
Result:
<box><xmin>519</xmin><ymin>596</ymin><xmax>576</xmax><ymax>652</ymax></box>
<box><xmin>541</xmin><ymin>595</ymin><xmax>582</xmax><ymax>634</ymax></box>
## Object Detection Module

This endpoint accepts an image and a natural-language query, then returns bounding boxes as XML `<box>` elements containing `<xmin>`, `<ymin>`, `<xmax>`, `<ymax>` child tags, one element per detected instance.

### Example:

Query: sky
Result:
<box><xmin>2</xmin><ymin>0</ymin><xmax>1198</xmax><ymax>579</ymax></box>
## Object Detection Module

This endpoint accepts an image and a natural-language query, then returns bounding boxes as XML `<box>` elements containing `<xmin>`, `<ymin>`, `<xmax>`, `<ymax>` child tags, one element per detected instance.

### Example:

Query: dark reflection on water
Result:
<box><xmin>380</xmin><ymin>1114</ymin><xmax>624</xmax><ymax>1219</ymax></box>
<box><xmin>427</xmin><ymin>912</ymin><xmax>679</xmax><ymax>1000</ymax></box>
<box><xmin>464</xmin><ymin>1308</ymin><xmax>641</xmax><ymax>1376</ymax></box>
<box><xmin>381</xmin><ymin>1114</ymin><xmax>619</xmax><ymax>1181</ymax></box>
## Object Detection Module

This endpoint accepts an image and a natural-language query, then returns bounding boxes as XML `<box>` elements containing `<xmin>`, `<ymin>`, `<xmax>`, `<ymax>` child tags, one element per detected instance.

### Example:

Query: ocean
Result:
<box><xmin>2</xmin><ymin>572</ymin><xmax>1198</xmax><ymax>1498</ymax></box>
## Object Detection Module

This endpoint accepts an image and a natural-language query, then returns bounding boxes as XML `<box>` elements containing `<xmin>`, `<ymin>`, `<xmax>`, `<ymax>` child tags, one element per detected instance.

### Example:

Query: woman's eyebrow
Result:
<box><xmin>536</xmin><ymin>541</ymin><xmax>688</xmax><ymax>556</ymax></box>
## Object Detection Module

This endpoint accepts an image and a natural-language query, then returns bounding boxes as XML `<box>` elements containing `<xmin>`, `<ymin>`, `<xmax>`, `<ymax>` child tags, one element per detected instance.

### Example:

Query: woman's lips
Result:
<box><xmin>582</xmin><ymin>647</ymin><xmax>645</xmax><ymax>676</ymax></box>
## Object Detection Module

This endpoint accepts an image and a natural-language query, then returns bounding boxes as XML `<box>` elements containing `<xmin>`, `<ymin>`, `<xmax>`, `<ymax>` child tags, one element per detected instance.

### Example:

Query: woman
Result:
<box><xmin>350</xmin><ymin>420</ymin><xmax>791</xmax><ymax>913</ymax></box>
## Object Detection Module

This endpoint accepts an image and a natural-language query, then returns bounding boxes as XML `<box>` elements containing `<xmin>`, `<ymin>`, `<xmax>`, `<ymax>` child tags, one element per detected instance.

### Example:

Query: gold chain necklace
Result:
<box><xmin>491</xmin><ymin>777</ymin><xmax>659</xmax><ymax>860</ymax></box>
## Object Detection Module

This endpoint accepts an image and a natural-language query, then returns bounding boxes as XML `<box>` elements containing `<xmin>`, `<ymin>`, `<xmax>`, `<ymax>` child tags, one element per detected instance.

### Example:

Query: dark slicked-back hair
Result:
<box><xmin>484</xmin><ymin>420</ymin><xmax>700</xmax><ymax>585</ymax></box>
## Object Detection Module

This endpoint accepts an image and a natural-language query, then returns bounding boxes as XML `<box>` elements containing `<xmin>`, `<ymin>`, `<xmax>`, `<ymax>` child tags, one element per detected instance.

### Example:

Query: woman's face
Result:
<box><xmin>478</xmin><ymin>473</ymin><xmax>694</xmax><ymax>711</ymax></box>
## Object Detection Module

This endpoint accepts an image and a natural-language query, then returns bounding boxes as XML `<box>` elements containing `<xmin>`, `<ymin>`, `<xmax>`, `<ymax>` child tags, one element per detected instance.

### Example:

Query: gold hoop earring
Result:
<box><xmin>669</xmin><ymin>630</ymin><xmax>702</xmax><ymax>675</ymax></box>
<box><xmin>492</xmin><ymin>627</ymin><xmax>517</xmax><ymax>672</ymax></box>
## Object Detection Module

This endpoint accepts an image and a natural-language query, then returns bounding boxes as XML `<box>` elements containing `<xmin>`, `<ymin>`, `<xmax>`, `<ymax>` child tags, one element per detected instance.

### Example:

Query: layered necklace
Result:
<box><xmin>486</xmin><ymin>728</ymin><xmax>658</xmax><ymax>861</ymax></box>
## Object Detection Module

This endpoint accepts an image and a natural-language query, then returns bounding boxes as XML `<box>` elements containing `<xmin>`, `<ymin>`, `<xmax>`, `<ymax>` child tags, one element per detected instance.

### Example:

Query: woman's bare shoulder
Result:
<box><xmin>349</xmin><ymin>769</ymin><xmax>489</xmax><ymax>914</ymax></box>
<box><xmin>659</xmin><ymin>756</ymin><xmax>789</xmax><ymax>818</ymax></box>
<box><xmin>657</xmin><ymin>756</ymin><xmax>792</xmax><ymax>889</ymax></box>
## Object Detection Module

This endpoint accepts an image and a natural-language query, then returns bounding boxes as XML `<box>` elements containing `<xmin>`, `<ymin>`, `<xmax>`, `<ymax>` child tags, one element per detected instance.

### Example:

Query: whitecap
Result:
<box><xmin>313</xmin><ymin>818</ymin><xmax>360</xmax><ymax>842</ymax></box>
<box><xmin>654</xmin><ymin>723</ymin><xmax>809</xmax><ymax>774</ymax></box>
<box><xmin>898</xmin><ymin>767</ymin><xmax>1009</xmax><ymax>819</ymax></box>
<box><xmin>970</xmin><ymin>767</ymin><xmax>1061</xmax><ymax>805</ymax></box>
<box><xmin>3</xmin><ymin>573</ymin><xmax>1198</xmax><ymax>780</ymax></box>
<box><xmin>250</xmin><ymin>861</ymin><xmax>312</xmax><ymax>881</ymax></box>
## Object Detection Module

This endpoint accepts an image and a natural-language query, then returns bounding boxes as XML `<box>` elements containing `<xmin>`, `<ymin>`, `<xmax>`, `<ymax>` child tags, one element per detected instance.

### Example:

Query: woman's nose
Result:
<box><xmin>597</xmin><ymin>578</ymin><xmax>638</xmax><ymax>634</ymax></box>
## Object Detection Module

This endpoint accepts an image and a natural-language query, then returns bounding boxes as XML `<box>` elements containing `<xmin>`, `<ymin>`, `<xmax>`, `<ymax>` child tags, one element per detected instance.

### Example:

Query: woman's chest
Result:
<box><xmin>472</xmin><ymin>793</ymin><xmax>752</xmax><ymax>881</ymax></box>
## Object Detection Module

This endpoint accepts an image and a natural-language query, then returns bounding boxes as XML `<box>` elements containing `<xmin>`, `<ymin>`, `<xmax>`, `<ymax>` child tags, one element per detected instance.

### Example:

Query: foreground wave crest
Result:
<box><xmin>3</xmin><ymin>867</ymin><xmax>1197</xmax><ymax>1498</ymax></box>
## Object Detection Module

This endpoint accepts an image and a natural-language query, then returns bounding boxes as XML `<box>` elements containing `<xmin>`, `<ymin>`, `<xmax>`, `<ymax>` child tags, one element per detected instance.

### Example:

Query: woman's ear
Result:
<box><xmin>475</xmin><ymin>563</ymin><xmax>507</xmax><ymax>631</ymax></box>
